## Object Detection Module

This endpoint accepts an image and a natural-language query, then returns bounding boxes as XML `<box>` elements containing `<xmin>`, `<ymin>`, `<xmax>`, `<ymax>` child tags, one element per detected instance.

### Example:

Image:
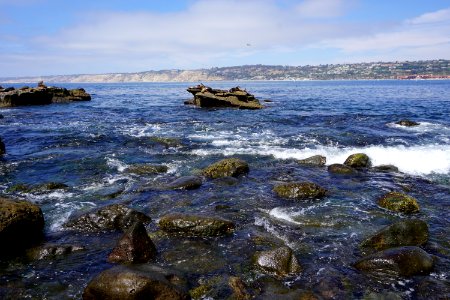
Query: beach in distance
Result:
<box><xmin>0</xmin><ymin>80</ymin><xmax>449</xmax><ymax>299</ymax></box>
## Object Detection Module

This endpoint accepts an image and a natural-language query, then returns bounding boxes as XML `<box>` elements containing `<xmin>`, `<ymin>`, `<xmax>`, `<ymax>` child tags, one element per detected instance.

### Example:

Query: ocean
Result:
<box><xmin>0</xmin><ymin>80</ymin><xmax>449</xmax><ymax>298</ymax></box>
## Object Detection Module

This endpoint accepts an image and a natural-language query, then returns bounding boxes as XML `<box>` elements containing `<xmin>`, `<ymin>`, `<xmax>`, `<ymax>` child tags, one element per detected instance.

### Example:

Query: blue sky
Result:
<box><xmin>1</xmin><ymin>0</ymin><xmax>449</xmax><ymax>77</ymax></box>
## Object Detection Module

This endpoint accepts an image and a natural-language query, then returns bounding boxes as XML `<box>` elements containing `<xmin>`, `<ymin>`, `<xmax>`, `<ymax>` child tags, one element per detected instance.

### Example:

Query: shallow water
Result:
<box><xmin>0</xmin><ymin>80</ymin><xmax>449</xmax><ymax>298</ymax></box>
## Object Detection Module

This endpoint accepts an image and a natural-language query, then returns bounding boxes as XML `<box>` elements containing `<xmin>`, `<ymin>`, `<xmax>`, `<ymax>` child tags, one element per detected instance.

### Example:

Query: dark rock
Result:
<box><xmin>354</xmin><ymin>246</ymin><xmax>434</xmax><ymax>276</ymax></box>
<box><xmin>363</xmin><ymin>291</ymin><xmax>403</xmax><ymax>300</ymax></box>
<box><xmin>273</xmin><ymin>182</ymin><xmax>327</xmax><ymax>200</ymax></box>
<box><xmin>149</xmin><ymin>136</ymin><xmax>183</xmax><ymax>148</ymax></box>
<box><xmin>186</xmin><ymin>84</ymin><xmax>263</xmax><ymax>109</ymax></box>
<box><xmin>344</xmin><ymin>153</ymin><xmax>371</xmax><ymax>168</ymax></box>
<box><xmin>27</xmin><ymin>244</ymin><xmax>84</xmax><ymax>260</ymax></box>
<box><xmin>360</xmin><ymin>219</ymin><xmax>428</xmax><ymax>253</ymax></box>
<box><xmin>415</xmin><ymin>277</ymin><xmax>450</xmax><ymax>299</ymax></box>
<box><xmin>6</xmin><ymin>183</ymin><xmax>31</xmax><ymax>193</ymax></box>
<box><xmin>166</xmin><ymin>176</ymin><xmax>202</xmax><ymax>190</ymax></box>
<box><xmin>108</xmin><ymin>222</ymin><xmax>157</xmax><ymax>264</ymax></box>
<box><xmin>297</xmin><ymin>155</ymin><xmax>326</xmax><ymax>166</ymax></box>
<box><xmin>202</xmin><ymin>158</ymin><xmax>249</xmax><ymax>179</ymax></box>
<box><xmin>228</xmin><ymin>276</ymin><xmax>252</xmax><ymax>300</ymax></box>
<box><xmin>255</xmin><ymin>246</ymin><xmax>301</xmax><ymax>277</ymax></box>
<box><xmin>83</xmin><ymin>265</ymin><xmax>189</xmax><ymax>300</ymax></box>
<box><xmin>0</xmin><ymin>114</ymin><xmax>4</xmax><ymax>119</ymax></box>
<box><xmin>125</xmin><ymin>164</ymin><xmax>168</xmax><ymax>175</ymax></box>
<box><xmin>64</xmin><ymin>204</ymin><xmax>151</xmax><ymax>232</ymax></box>
<box><xmin>34</xmin><ymin>182</ymin><xmax>68</xmax><ymax>192</ymax></box>
<box><xmin>377</xmin><ymin>191</ymin><xmax>420</xmax><ymax>214</ymax></box>
<box><xmin>396</xmin><ymin>119</ymin><xmax>420</xmax><ymax>127</ymax></box>
<box><xmin>0</xmin><ymin>197</ymin><xmax>44</xmax><ymax>254</ymax></box>
<box><xmin>372</xmin><ymin>165</ymin><xmax>399</xmax><ymax>173</ymax></box>
<box><xmin>327</xmin><ymin>163</ymin><xmax>355</xmax><ymax>174</ymax></box>
<box><xmin>0</xmin><ymin>137</ymin><xmax>5</xmax><ymax>155</ymax></box>
<box><xmin>159</xmin><ymin>214</ymin><xmax>235</xmax><ymax>237</ymax></box>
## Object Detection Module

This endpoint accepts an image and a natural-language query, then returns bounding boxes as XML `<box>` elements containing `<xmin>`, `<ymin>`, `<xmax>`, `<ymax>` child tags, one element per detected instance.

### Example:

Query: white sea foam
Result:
<box><xmin>50</xmin><ymin>201</ymin><xmax>96</xmax><ymax>232</ymax></box>
<box><xmin>106</xmin><ymin>157</ymin><xmax>128</xmax><ymax>172</ymax></box>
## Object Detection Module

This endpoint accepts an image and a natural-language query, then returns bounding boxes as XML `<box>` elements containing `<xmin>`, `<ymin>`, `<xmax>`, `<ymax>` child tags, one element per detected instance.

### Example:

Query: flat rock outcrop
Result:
<box><xmin>0</xmin><ymin>83</ymin><xmax>91</xmax><ymax>107</ymax></box>
<box><xmin>186</xmin><ymin>84</ymin><xmax>263</xmax><ymax>109</ymax></box>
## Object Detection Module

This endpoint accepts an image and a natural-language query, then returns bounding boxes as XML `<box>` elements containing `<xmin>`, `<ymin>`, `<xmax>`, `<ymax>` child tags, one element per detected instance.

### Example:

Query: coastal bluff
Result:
<box><xmin>0</xmin><ymin>82</ymin><xmax>91</xmax><ymax>107</ymax></box>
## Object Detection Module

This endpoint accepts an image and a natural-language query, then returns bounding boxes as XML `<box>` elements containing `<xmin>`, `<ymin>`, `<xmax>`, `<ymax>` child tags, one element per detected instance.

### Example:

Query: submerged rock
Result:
<box><xmin>255</xmin><ymin>246</ymin><xmax>301</xmax><ymax>277</ymax></box>
<box><xmin>159</xmin><ymin>214</ymin><xmax>235</xmax><ymax>237</ymax></box>
<box><xmin>166</xmin><ymin>176</ymin><xmax>202</xmax><ymax>190</ymax></box>
<box><xmin>0</xmin><ymin>137</ymin><xmax>5</xmax><ymax>155</ymax></box>
<box><xmin>297</xmin><ymin>155</ymin><xmax>326</xmax><ymax>166</ymax></box>
<box><xmin>65</xmin><ymin>204</ymin><xmax>151</xmax><ymax>232</ymax></box>
<box><xmin>0</xmin><ymin>197</ymin><xmax>44</xmax><ymax>254</ymax></box>
<box><xmin>360</xmin><ymin>219</ymin><xmax>428</xmax><ymax>253</ymax></box>
<box><xmin>125</xmin><ymin>164</ymin><xmax>168</xmax><ymax>175</ymax></box>
<box><xmin>273</xmin><ymin>182</ymin><xmax>327</xmax><ymax>200</ymax></box>
<box><xmin>108</xmin><ymin>222</ymin><xmax>157</xmax><ymax>264</ymax></box>
<box><xmin>148</xmin><ymin>136</ymin><xmax>183</xmax><ymax>148</ymax></box>
<box><xmin>327</xmin><ymin>164</ymin><xmax>355</xmax><ymax>175</ymax></box>
<box><xmin>6</xmin><ymin>182</ymin><xmax>68</xmax><ymax>193</ymax></box>
<box><xmin>344</xmin><ymin>153</ymin><xmax>371</xmax><ymax>168</ymax></box>
<box><xmin>396</xmin><ymin>119</ymin><xmax>420</xmax><ymax>127</ymax></box>
<box><xmin>83</xmin><ymin>265</ymin><xmax>189</xmax><ymax>300</ymax></box>
<box><xmin>202</xmin><ymin>158</ymin><xmax>249</xmax><ymax>179</ymax></box>
<box><xmin>372</xmin><ymin>165</ymin><xmax>399</xmax><ymax>173</ymax></box>
<box><xmin>377</xmin><ymin>191</ymin><xmax>420</xmax><ymax>214</ymax></box>
<box><xmin>186</xmin><ymin>84</ymin><xmax>263</xmax><ymax>109</ymax></box>
<box><xmin>27</xmin><ymin>244</ymin><xmax>85</xmax><ymax>260</ymax></box>
<box><xmin>228</xmin><ymin>276</ymin><xmax>252</xmax><ymax>300</ymax></box>
<box><xmin>354</xmin><ymin>246</ymin><xmax>434</xmax><ymax>276</ymax></box>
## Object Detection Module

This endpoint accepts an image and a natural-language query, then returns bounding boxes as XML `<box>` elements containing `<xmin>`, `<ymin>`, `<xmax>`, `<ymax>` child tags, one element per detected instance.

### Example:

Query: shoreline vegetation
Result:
<box><xmin>1</xmin><ymin>59</ymin><xmax>449</xmax><ymax>84</ymax></box>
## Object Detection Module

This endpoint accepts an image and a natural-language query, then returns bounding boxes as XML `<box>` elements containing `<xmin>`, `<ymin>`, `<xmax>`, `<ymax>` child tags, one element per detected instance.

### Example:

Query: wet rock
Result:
<box><xmin>50</xmin><ymin>87</ymin><xmax>91</xmax><ymax>102</ymax></box>
<box><xmin>344</xmin><ymin>153</ymin><xmax>371</xmax><ymax>168</ymax></box>
<box><xmin>27</xmin><ymin>244</ymin><xmax>85</xmax><ymax>260</ymax></box>
<box><xmin>0</xmin><ymin>197</ymin><xmax>44</xmax><ymax>254</ymax></box>
<box><xmin>108</xmin><ymin>222</ymin><xmax>157</xmax><ymax>264</ymax></box>
<box><xmin>354</xmin><ymin>246</ymin><xmax>434</xmax><ymax>276</ymax></box>
<box><xmin>327</xmin><ymin>163</ymin><xmax>355</xmax><ymax>174</ymax></box>
<box><xmin>125</xmin><ymin>164</ymin><xmax>168</xmax><ymax>175</ymax></box>
<box><xmin>273</xmin><ymin>182</ymin><xmax>327</xmax><ymax>200</ymax></box>
<box><xmin>229</xmin><ymin>276</ymin><xmax>252</xmax><ymax>300</ymax></box>
<box><xmin>65</xmin><ymin>204</ymin><xmax>151</xmax><ymax>232</ymax></box>
<box><xmin>34</xmin><ymin>182</ymin><xmax>68</xmax><ymax>192</ymax></box>
<box><xmin>83</xmin><ymin>265</ymin><xmax>189</xmax><ymax>300</ymax></box>
<box><xmin>213</xmin><ymin>176</ymin><xmax>239</xmax><ymax>186</ymax></box>
<box><xmin>0</xmin><ymin>137</ymin><xmax>5</xmax><ymax>155</ymax></box>
<box><xmin>202</xmin><ymin>158</ymin><xmax>249</xmax><ymax>179</ymax></box>
<box><xmin>166</xmin><ymin>176</ymin><xmax>202</xmax><ymax>190</ymax></box>
<box><xmin>363</xmin><ymin>291</ymin><xmax>403</xmax><ymax>300</ymax></box>
<box><xmin>360</xmin><ymin>219</ymin><xmax>428</xmax><ymax>253</ymax></box>
<box><xmin>255</xmin><ymin>246</ymin><xmax>301</xmax><ymax>277</ymax></box>
<box><xmin>415</xmin><ymin>277</ymin><xmax>450</xmax><ymax>299</ymax></box>
<box><xmin>396</xmin><ymin>119</ymin><xmax>419</xmax><ymax>127</ymax></box>
<box><xmin>372</xmin><ymin>165</ymin><xmax>399</xmax><ymax>173</ymax></box>
<box><xmin>187</xmin><ymin>84</ymin><xmax>263</xmax><ymax>109</ymax></box>
<box><xmin>149</xmin><ymin>136</ymin><xmax>183</xmax><ymax>148</ymax></box>
<box><xmin>297</xmin><ymin>155</ymin><xmax>326</xmax><ymax>166</ymax></box>
<box><xmin>159</xmin><ymin>214</ymin><xmax>235</xmax><ymax>237</ymax></box>
<box><xmin>377</xmin><ymin>191</ymin><xmax>420</xmax><ymax>214</ymax></box>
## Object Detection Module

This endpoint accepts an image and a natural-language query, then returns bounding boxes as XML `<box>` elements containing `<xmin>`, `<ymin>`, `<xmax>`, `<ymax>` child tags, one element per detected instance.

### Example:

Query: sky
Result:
<box><xmin>1</xmin><ymin>0</ymin><xmax>449</xmax><ymax>77</ymax></box>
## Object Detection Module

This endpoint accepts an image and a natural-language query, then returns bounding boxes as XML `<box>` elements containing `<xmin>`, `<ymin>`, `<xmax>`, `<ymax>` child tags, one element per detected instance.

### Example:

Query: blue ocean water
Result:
<box><xmin>0</xmin><ymin>80</ymin><xmax>449</xmax><ymax>298</ymax></box>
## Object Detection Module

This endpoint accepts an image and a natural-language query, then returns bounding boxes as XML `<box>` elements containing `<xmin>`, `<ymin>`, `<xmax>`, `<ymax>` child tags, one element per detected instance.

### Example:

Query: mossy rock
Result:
<box><xmin>189</xmin><ymin>284</ymin><xmax>211</xmax><ymax>299</ymax></box>
<box><xmin>6</xmin><ymin>182</ymin><xmax>68</xmax><ymax>193</ymax></box>
<box><xmin>149</xmin><ymin>136</ymin><xmax>183</xmax><ymax>148</ymax></box>
<box><xmin>372</xmin><ymin>165</ymin><xmax>399</xmax><ymax>173</ymax></box>
<box><xmin>377</xmin><ymin>191</ymin><xmax>419</xmax><ymax>214</ymax></box>
<box><xmin>297</xmin><ymin>155</ymin><xmax>326</xmax><ymax>166</ymax></box>
<box><xmin>202</xmin><ymin>158</ymin><xmax>249</xmax><ymax>179</ymax></box>
<box><xmin>159</xmin><ymin>214</ymin><xmax>235</xmax><ymax>237</ymax></box>
<box><xmin>254</xmin><ymin>246</ymin><xmax>301</xmax><ymax>277</ymax></box>
<box><xmin>273</xmin><ymin>182</ymin><xmax>327</xmax><ymax>200</ymax></box>
<box><xmin>6</xmin><ymin>183</ymin><xmax>32</xmax><ymax>193</ymax></box>
<box><xmin>327</xmin><ymin>164</ymin><xmax>355</xmax><ymax>175</ymax></box>
<box><xmin>125</xmin><ymin>164</ymin><xmax>168</xmax><ymax>175</ymax></box>
<box><xmin>344</xmin><ymin>153</ymin><xmax>371</xmax><ymax>168</ymax></box>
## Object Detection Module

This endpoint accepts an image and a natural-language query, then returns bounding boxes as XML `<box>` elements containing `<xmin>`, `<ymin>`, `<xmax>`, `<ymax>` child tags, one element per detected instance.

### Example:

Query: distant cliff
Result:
<box><xmin>2</xmin><ymin>60</ymin><xmax>449</xmax><ymax>83</ymax></box>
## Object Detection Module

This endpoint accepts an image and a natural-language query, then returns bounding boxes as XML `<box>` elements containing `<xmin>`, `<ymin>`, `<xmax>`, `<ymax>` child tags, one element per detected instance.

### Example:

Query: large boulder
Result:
<box><xmin>108</xmin><ymin>222</ymin><xmax>157</xmax><ymax>264</ymax></box>
<box><xmin>202</xmin><ymin>158</ymin><xmax>249</xmax><ymax>179</ymax></box>
<box><xmin>344</xmin><ymin>153</ymin><xmax>371</xmax><ymax>168</ymax></box>
<box><xmin>360</xmin><ymin>219</ymin><xmax>428</xmax><ymax>253</ymax></box>
<box><xmin>297</xmin><ymin>155</ymin><xmax>326</xmax><ymax>166</ymax></box>
<box><xmin>159</xmin><ymin>214</ymin><xmax>235</xmax><ymax>237</ymax></box>
<box><xmin>166</xmin><ymin>176</ymin><xmax>202</xmax><ymax>190</ymax></box>
<box><xmin>0</xmin><ymin>137</ymin><xmax>5</xmax><ymax>155</ymax></box>
<box><xmin>377</xmin><ymin>192</ymin><xmax>420</xmax><ymax>214</ymax></box>
<box><xmin>273</xmin><ymin>182</ymin><xmax>327</xmax><ymax>200</ymax></box>
<box><xmin>0</xmin><ymin>197</ymin><xmax>44</xmax><ymax>254</ymax></box>
<box><xmin>354</xmin><ymin>246</ymin><xmax>434</xmax><ymax>276</ymax></box>
<box><xmin>64</xmin><ymin>204</ymin><xmax>151</xmax><ymax>232</ymax></box>
<box><xmin>255</xmin><ymin>246</ymin><xmax>301</xmax><ymax>277</ymax></box>
<box><xmin>83</xmin><ymin>265</ymin><xmax>189</xmax><ymax>300</ymax></box>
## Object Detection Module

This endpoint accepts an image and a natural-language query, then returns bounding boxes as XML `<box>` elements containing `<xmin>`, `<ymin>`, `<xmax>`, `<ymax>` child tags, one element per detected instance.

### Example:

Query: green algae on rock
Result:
<box><xmin>159</xmin><ymin>214</ymin><xmax>235</xmax><ymax>237</ymax></box>
<box><xmin>377</xmin><ymin>191</ymin><xmax>420</xmax><ymax>214</ymax></box>
<box><xmin>202</xmin><ymin>158</ymin><xmax>249</xmax><ymax>179</ymax></box>
<box><xmin>344</xmin><ymin>153</ymin><xmax>371</xmax><ymax>168</ymax></box>
<box><xmin>327</xmin><ymin>164</ymin><xmax>355</xmax><ymax>175</ymax></box>
<box><xmin>297</xmin><ymin>155</ymin><xmax>326</xmax><ymax>166</ymax></box>
<box><xmin>124</xmin><ymin>164</ymin><xmax>168</xmax><ymax>175</ymax></box>
<box><xmin>273</xmin><ymin>182</ymin><xmax>327</xmax><ymax>200</ymax></box>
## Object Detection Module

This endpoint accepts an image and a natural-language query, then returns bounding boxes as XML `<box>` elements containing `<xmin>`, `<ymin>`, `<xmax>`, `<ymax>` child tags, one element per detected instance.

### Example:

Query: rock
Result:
<box><xmin>0</xmin><ymin>83</ymin><xmax>91</xmax><ymax>107</ymax></box>
<box><xmin>344</xmin><ymin>153</ymin><xmax>371</xmax><ymax>168</ymax></box>
<box><xmin>255</xmin><ymin>246</ymin><xmax>301</xmax><ymax>277</ymax></box>
<box><xmin>149</xmin><ymin>136</ymin><xmax>183</xmax><ymax>148</ymax></box>
<box><xmin>83</xmin><ymin>265</ymin><xmax>189</xmax><ymax>300</ymax></box>
<box><xmin>273</xmin><ymin>182</ymin><xmax>327</xmax><ymax>200</ymax></box>
<box><xmin>327</xmin><ymin>164</ymin><xmax>355</xmax><ymax>174</ymax></box>
<box><xmin>0</xmin><ymin>197</ymin><xmax>44</xmax><ymax>254</ymax></box>
<box><xmin>354</xmin><ymin>246</ymin><xmax>434</xmax><ymax>276</ymax></box>
<box><xmin>228</xmin><ymin>276</ymin><xmax>252</xmax><ymax>300</ymax></box>
<box><xmin>186</xmin><ymin>84</ymin><xmax>263</xmax><ymax>109</ymax></box>
<box><xmin>363</xmin><ymin>291</ymin><xmax>403</xmax><ymax>300</ymax></box>
<box><xmin>372</xmin><ymin>165</ymin><xmax>399</xmax><ymax>173</ymax></box>
<box><xmin>297</xmin><ymin>155</ymin><xmax>326</xmax><ymax>166</ymax></box>
<box><xmin>360</xmin><ymin>219</ymin><xmax>428</xmax><ymax>253</ymax></box>
<box><xmin>108</xmin><ymin>222</ymin><xmax>157</xmax><ymax>264</ymax></box>
<box><xmin>64</xmin><ymin>204</ymin><xmax>151</xmax><ymax>232</ymax></box>
<box><xmin>0</xmin><ymin>137</ymin><xmax>5</xmax><ymax>155</ymax></box>
<box><xmin>34</xmin><ymin>182</ymin><xmax>68</xmax><ymax>192</ymax></box>
<box><xmin>125</xmin><ymin>164</ymin><xmax>168</xmax><ymax>175</ymax></box>
<box><xmin>377</xmin><ymin>191</ymin><xmax>420</xmax><ymax>214</ymax></box>
<box><xmin>202</xmin><ymin>158</ymin><xmax>249</xmax><ymax>179</ymax></box>
<box><xmin>159</xmin><ymin>214</ymin><xmax>235</xmax><ymax>237</ymax></box>
<box><xmin>27</xmin><ymin>244</ymin><xmax>84</xmax><ymax>260</ymax></box>
<box><xmin>166</xmin><ymin>176</ymin><xmax>202</xmax><ymax>190</ymax></box>
<box><xmin>396</xmin><ymin>120</ymin><xmax>419</xmax><ymax>127</ymax></box>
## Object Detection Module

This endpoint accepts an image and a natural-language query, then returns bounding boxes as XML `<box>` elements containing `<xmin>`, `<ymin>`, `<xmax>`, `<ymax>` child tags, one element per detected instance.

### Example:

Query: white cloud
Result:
<box><xmin>296</xmin><ymin>0</ymin><xmax>356</xmax><ymax>18</ymax></box>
